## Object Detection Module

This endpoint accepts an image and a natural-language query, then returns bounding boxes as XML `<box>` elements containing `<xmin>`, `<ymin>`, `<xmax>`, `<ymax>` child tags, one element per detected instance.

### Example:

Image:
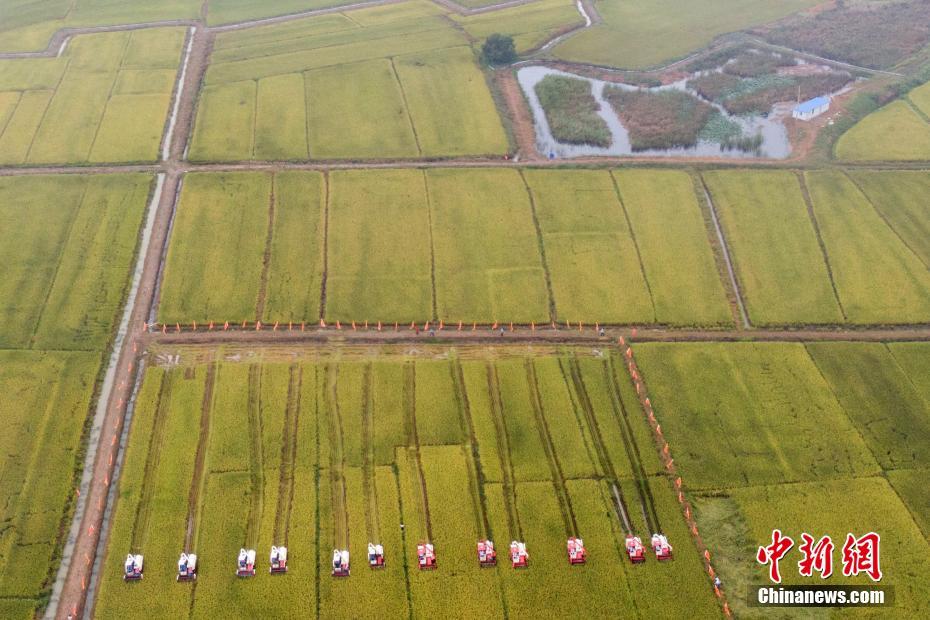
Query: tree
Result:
<box><xmin>482</xmin><ymin>34</ymin><xmax>517</xmax><ymax>65</ymax></box>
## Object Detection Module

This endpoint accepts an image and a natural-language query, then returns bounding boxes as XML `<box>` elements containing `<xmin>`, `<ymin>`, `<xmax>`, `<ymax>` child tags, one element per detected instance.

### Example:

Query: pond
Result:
<box><xmin>517</xmin><ymin>65</ymin><xmax>793</xmax><ymax>159</ymax></box>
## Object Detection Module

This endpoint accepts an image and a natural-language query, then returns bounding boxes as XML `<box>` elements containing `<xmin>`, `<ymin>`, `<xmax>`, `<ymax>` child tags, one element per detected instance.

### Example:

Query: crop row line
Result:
<box><xmin>185</xmin><ymin>361</ymin><xmax>216</xmax><ymax>551</ymax></box>
<box><xmin>485</xmin><ymin>362</ymin><xmax>522</xmax><ymax>540</ymax></box>
<box><xmin>245</xmin><ymin>364</ymin><xmax>265</xmax><ymax>547</ymax></box>
<box><xmin>129</xmin><ymin>371</ymin><xmax>172</xmax><ymax>550</ymax></box>
<box><xmin>325</xmin><ymin>363</ymin><xmax>350</xmax><ymax>549</ymax></box>
<box><xmin>360</xmin><ymin>363</ymin><xmax>382</xmax><ymax>543</ymax></box>
<box><xmin>796</xmin><ymin>172</ymin><xmax>849</xmax><ymax>321</ymax></box>
<box><xmin>450</xmin><ymin>359</ymin><xmax>490</xmax><ymax>540</ymax></box>
<box><xmin>274</xmin><ymin>364</ymin><xmax>302</xmax><ymax>543</ymax></box>
<box><xmin>402</xmin><ymin>362</ymin><xmax>433</xmax><ymax>539</ymax></box>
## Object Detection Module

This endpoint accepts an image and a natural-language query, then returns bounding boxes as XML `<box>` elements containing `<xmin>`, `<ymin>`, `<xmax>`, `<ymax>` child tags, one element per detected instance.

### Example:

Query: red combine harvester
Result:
<box><xmin>625</xmin><ymin>535</ymin><xmax>646</xmax><ymax>564</ymax></box>
<box><xmin>477</xmin><ymin>540</ymin><xmax>497</xmax><ymax>567</ymax></box>
<box><xmin>368</xmin><ymin>543</ymin><xmax>385</xmax><ymax>569</ymax></box>
<box><xmin>417</xmin><ymin>542</ymin><xmax>437</xmax><ymax>570</ymax></box>
<box><xmin>566</xmin><ymin>537</ymin><xmax>586</xmax><ymax>565</ymax></box>
<box><xmin>510</xmin><ymin>541</ymin><xmax>529</xmax><ymax>569</ymax></box>
<box><xmin>124</xmin><ymin>554</ymin><xmax>143</xmax><ymax>581</ymax></box>
<box><xmin>651</xmin><ymin>534</ymin><xmax>673</xmax><ymax>561</ymax></box>
<box><xmin>270</xmin><ymin>545</ymin><xmax>288</xmax><ymax>574</ymax></box>
<box><xmin>177</xmin><ymin>553</ymin><xmax>197</xmax><ymax>582</ymax></box>
<box><xmin>332</xmin><ymin>549</ymin><xmax>350</xmax><ymax>577</ymax></box>
<box><xmin>236</xmin><ymin>549</ymin><xmax>256</xmax><ymax>577</ymax></box>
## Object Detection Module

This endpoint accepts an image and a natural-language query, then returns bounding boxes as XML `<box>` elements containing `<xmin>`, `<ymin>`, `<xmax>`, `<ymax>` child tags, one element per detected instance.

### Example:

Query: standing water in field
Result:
<box><xmin>517</xmin><ymin>65</ymin><xmax>792</xmax><ymax>159</ymax></box>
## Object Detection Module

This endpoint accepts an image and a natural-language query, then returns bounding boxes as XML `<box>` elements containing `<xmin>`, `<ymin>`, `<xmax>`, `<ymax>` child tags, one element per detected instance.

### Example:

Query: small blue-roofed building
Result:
<box><xmin>792</xmin><ymin>96</ymin><xmax>831</xmax><ymax>121</ymax></box>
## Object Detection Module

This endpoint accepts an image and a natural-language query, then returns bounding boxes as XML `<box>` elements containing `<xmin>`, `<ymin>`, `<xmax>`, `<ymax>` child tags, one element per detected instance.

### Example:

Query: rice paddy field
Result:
<box><xmin>637</xmin><ymin>341</ymin><xmax>930</xmax><ymax>617</ymax></box>
<box><xmin>94</xmin><ymin>345</ymin><xmax>719</xmax><ymax>619</ymax></box>
<box><xmin>835</xmin><ymin>99</ymin><xmax>930</xmax><ymax>162</ymax></box>
<box><xmin>158</xmin><ymin>167</ymin><xmax>930</xmax><ymax>328</ymax></box>
<box><xmin>189</xmin><ymin>1</ymin><xmax>509</xmax><ymax>161</ymax></box>
<box><xmin>0</xmin><ymin>28</ymin><xmax>185</xmax><ymax>164</ymax></box>
<box><xmin>549</xmin><ymin>0</ymin><xmax>819</xmax><ymax>69</ymax></box>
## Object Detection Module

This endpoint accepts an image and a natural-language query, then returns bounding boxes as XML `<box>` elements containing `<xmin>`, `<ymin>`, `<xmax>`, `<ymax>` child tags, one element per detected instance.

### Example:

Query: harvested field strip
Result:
<box><xmin>452</xmin><ymin>358</ymin><xmax>492</xmax><ymax>537</ymax></box>
<box><xmin>325</xmin><ymin>363</ymin><xmax>350</xmax><ymax>547</ymax></box>
<box><xmin>525</xmin><ymin>358</ymin><xmax>577</xmax><ymax>536</ymax></box>
<box><xmin>245</xmin><ymin>364</ymin><xmax>265</xmax><ymax>546</ymax></box>
<box><xmin>562</xmin><ymin>357</ymin><xmax>632</xmax><ymax>532</ymax></box>
<box><xmin>359</xmin><ymin>363</ymin><xmax>381</xmax><ymax>541</ymax></box>
<box><xmin>402</xmin><ymin>361</ymin><xmax>433</xmax><ymax>539</ymax></box>
<box><xmin>273</xmin><ymin>364</ymin><xmax>301</xmax><ymax>542</ymax></box>
<box><xmin>186</xmin><ymin>362</ymin><xmax>217</xmax><ymax>549</ymax></box>
<box><xmin>487</xmin><ymin>362</ymin><xmax>520</xmax><ymax>538</ymax></box>
<box><xmin>129</xmin><ymin>372</ymin><xmax>172</xmax><ymax>550</ymax></box>
<box><xmin>603</xmin><ymin>358</ymin><xmax>661</xmax><ymax>534</ymax></box>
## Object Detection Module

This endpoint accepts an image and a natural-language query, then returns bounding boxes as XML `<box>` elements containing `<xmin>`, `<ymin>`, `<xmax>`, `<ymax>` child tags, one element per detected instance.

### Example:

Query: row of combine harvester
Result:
<box><xmin>124</xmin><ymin>534</ymin><xmax>672</xmax><ymax>581</ymax></box>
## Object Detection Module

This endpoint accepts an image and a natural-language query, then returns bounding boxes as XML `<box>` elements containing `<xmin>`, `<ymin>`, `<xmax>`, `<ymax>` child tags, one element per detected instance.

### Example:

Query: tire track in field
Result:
<box><xmin>603</xmin><ymin>357</ymin><xmax>661</xmax><ymax>534</ymax></box>
<box><xmin>402</xmin><ymin>362</ymin><xmax>433</xmax><ymax>539</ymax></box>
<box><xmin>485</xmin><ymin>362</ymin><xmax>522</xmax><ymax>539</ymax></box>
<box><xmin>255</xmin><ymin>173</ymin><xmax>277</xmax><ymax>321</ymax></box>
<box><xmin>524</xmin><ymin>358</ymin><xmax>578</xmax><ymax>537</ymax></box>
<box><xmin>245</xmin><ymin>364</ymin><xmax>265</xmax><ymax>547</ymax></box>
<box><xmin>274</xmin><ymin>364</ymin><xmax>301</xmax><ymax>544</ymax></box>
<box><xmin>518</xmin><ymin>170</ymin><xmax>557</xmax><ymax>322</ymax></box>
<box><xmin>311</xmin><ymin>367</ymin><xmax>322</xmax><ymax>620</ymax></box>
<box><xmin>391</xmin><ymin>467</ymin><xmax>415</xmax><ymax>620</ymax></box>
<box><xmin>450</xmin><ymin>359</ymin><xmax>490</xmax><ymax>538</ymax></box>
<box><xmin>360</xmin><ymin>363</ymin><xmax>381</xmax><ymax>543</ymax></box>
<box><xmin>389</xmin><ymin>58</ymin><xmax>423</xmax><ymax>157</ymax></box>
<box><xmin>421</xmin><ymin>171</ymin><xmax>439</xmax><ymax>322</ymax></box>
<box><xmin>561</xmin><ymin>357</ymin><xmax>634</xmax><ymax>533</ymax></box>
<box><xmin>129</xmin><ymin>371</ymin><xmax>172</xmax><ymax>550</ymax></box>
<box><xmin>796</xmin><ymin>171</ymin><xmax>848</xmax><ymax>321</ymax></box>
<box><xmin>184</xmin><ymin>361</ymin><xmax>216</xmax><ymax>550</ymax></box>
<box><xmin>324</xmin><ymin>363</ymin><xmax>350</xmax><ymax>549</ymax></box>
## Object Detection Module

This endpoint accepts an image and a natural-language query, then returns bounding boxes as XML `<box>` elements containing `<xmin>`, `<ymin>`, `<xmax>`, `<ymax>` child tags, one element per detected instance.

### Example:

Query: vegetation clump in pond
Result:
<box><xmin>603</xmin><ymin>88</ymin><xmax>714</xmax><ymax>150</ymax></box>
<box><xmin>688</xmin><ymin>71</ymin><xmax>852</xmax><ymax>115</ymax></box>
<box><xmin>534</xmin><ymin>74</ymin><xmax>612</xmax><ymax>147</ymax></box>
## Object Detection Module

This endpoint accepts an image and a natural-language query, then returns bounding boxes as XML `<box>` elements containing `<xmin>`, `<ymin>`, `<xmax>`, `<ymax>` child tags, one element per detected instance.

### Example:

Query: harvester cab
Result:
<box><xmin>368</xmin><ymin>543</ymin><xmax>385</xmax><ymax>568</ymax></box>
<box><xmin>566</xmin><ymin>537</ymin><xmax>587</xmax><ymax>565</ymax></box>
<box><xmin>477</xmin><ymin>539</ymin><xmax>497</xmax><ymax>567</ymax></box>
<box><xmin>332</xmin><ymin>549</ymin><xmax>350</xmax><ymax>577</ymax></box>
<box><xmin>651</xmin><ymin>533</ymin><xmax>673</xmax><ymax>561</ymax></box>
<box><xmin>417</xmin><ymin>542</ymin><xmax>436</xmax><ymax>570</ymax></box>
<box><xmin>237</xmin><ymin>548</ymin><xmax>256</xmax><ymax>577</ymax></box>
<box><xmin>510</xmin><ymin>541</ymin><xmax>529</xmax><ymax>569</ymax></box>
<box><xmin>626</xmin><ymin>535</ymin><xmax>646</xmax><ymax>564</ymax></box>
<box><xmin>270</xmin><ymin>545</ymin><xmax>288</xmax><ymax>574</ymax></box>
<box><xmin>177</xmin><ymin>552</ymin><xmax>197</xmax><ymax>581</ymax></box>
<box><xmin>124</xmin><ymin>554</ymin><xmax>144</xmax><ymax>581</ymax></box>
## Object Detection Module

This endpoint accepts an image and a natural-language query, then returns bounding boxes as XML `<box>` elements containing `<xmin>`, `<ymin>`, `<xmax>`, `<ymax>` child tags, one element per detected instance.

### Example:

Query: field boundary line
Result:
<box><xmin>28</xmin><ymin>181</ymin><xmax>89</xmax><ymax>346</ymax></box>
<box><xmin>255</xmin><ymin>173</ymin><xmax>277</xmax><ymax>320</ymax></box>
<box><xmin>388</xmin><ymin>57</ymin><xmax>423</xmax><ymax>156</ymax></box>
<box><xmin>697</xmin><ymin>173</ymin><xmax>751</xmax><ymax>329</ymax></box>
<box><xmin>318</xmin><ymin>171</ymin><xmax>330</xmax><ymax>320</ymax></box>
<box><xmin>311</xmin><ymin>367</ymin><xmax>322</xmax><ymax>620</ymax></box>
<box><xmin>23</xmin><ymin>48</ymin><xmax>72</xmax><ymax>165</ymax></box>
<box><xmin>403</xmin><ymin>362</ymin><xmax>434</xmax><ymax>539</ymax></box>
<box><xmin>186</xmin><ymin>361</ymin><xmax>215</xmax><ymax>551</ymax></box>
<box><xmin>609</xmin><ymin>171</ymin><xmax>658</xmax><ymax>323</ymax></box>
<box><xmin>518</xmin><ymin>170</ymin><xmax>558</xmax><ymax>322</ymax></box>
<box><xmin>274</xmin><ymin>364</ymin><xmax>301</xmax><ymax>543</ymax></box>
<box><xmin>904</xmin><ymin>97</ymin><xmax>930</xmax><ymax>125</ymax></box>
<box><xmin>796</xmin><ymin>171</ymin><xmax>848</xmax><ymax>320</ymax></box>
<box><xmin>843</xmin><ymin>170</ymin><xmax>930</xmax><ymax>272</ymax></box>
<box><xmin>421</xmin><ymin>171</ymin><xmax>439</xmax><ymax>321</ymax></box>
<box><xmin>486</xmin><ymin>362</ymin><xmax>522</xmax><ymax>538</ymax></box>
<box><xmin>302</xmin><ymin>72</ymin><xmax>312</xmax><ymax>159</ymax></box>
<box><xmin>525</xmin><ymin>358</ymin><xmax>578</xmax><ymax>536</ymax></box>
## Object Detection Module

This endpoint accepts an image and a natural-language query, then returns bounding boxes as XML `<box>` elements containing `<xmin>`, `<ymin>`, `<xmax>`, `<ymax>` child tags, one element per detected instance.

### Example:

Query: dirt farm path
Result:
<box><xmin>0</xmin><ymin>1</ymin><xmax>921</xmax><ymax>618</ymax></box>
